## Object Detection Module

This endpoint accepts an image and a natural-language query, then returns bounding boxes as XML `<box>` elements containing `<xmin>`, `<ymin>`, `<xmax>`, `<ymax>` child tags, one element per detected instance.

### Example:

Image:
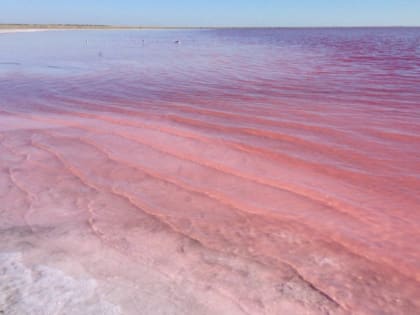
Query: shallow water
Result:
<box><xmin>0</xmin><ymin>28</ymin><xmax>420</xmax><ymax>314</ymax></box>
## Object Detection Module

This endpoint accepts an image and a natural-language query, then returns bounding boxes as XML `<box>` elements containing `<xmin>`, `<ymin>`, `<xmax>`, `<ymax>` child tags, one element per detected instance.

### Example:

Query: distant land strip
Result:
<box><xmin>0</xmin><ymin>24</ymin><xmax>212</xmax><ymax>30</ymax></box>
<box><xmin>1</xmin><ymin>24</ymin><xmax>419</xmax><ymax>30</ymax></box>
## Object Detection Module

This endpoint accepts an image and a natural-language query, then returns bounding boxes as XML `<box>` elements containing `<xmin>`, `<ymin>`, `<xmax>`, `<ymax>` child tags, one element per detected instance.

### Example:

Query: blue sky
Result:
<box><xmin>1</xmin><ymin>1</ymin><xmax>419</xmax><ymax>26</ymax></box>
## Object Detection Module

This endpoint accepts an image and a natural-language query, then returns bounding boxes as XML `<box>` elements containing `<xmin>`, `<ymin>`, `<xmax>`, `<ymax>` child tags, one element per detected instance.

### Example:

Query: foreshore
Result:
<box><xmin>0</xmin><ymin>29</ymin><xmax>51</xmax><ymax>34</ymax></box>
<box><xmin>0</xmin><ymin>25</ymin><xmax>148</xmax><ymax>34</ymax></box>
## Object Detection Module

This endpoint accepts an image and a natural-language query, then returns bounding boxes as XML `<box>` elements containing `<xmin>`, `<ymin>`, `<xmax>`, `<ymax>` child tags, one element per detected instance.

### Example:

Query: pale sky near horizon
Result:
<box><xmin>1</xmin><ymin>1</ymin><xmax>420</xmax><ymax>27</ymax></box>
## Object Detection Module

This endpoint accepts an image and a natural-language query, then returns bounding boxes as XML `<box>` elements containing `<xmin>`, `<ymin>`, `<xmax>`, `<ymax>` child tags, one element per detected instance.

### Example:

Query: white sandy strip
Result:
<box><xmin>0</xmin><ymin>29</ymin><xmax>51</xmax><ymax>34</ymax></box>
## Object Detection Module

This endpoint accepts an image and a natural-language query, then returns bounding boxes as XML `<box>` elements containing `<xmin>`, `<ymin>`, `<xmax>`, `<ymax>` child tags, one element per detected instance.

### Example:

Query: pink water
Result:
<box><xmin>0</xmin><ymin>28</ymin><xmax>420</xmax><ymax>314</ymax></box>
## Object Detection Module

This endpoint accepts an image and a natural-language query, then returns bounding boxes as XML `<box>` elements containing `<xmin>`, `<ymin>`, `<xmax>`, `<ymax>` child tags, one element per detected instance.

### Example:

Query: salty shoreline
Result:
<box><xmin>0</xmin><ymin>29</ymin><xmax>51</xmax><ymax>34</ymax></box>
<box><xmin>0</xmin><ymin>28</ymin><xmax>146</xmax><ymax>34</ymax></box>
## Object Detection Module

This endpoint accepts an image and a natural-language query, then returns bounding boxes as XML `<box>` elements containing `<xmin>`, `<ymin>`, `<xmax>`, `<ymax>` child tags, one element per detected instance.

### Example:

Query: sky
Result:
<box><xmin>1</xmin><ymin>0</ymin><xmax>420</xmax><ymax>27</ymax></box>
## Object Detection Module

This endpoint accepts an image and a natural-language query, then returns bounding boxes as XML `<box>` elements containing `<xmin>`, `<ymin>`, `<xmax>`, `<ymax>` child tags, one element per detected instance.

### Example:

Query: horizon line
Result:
<box><xmin>1</xmin><ymin>23</ymin><xmax>420</xmax><ymax>29</ymax></box>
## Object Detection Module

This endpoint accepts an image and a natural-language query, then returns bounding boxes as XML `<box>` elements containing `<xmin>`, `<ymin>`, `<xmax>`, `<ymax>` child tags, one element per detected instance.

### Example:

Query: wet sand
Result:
<box><xmin>1</xmin><ymin>28</ymin><xmax>420</xmax><ymax>314</ymax></box>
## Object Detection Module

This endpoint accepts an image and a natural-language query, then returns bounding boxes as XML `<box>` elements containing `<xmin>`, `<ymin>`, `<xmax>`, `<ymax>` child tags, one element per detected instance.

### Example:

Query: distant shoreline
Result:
<box><xmin>0</xmin><ymin>24</ymin><xmax>210</xmax><ymax>30</ymax></box>
<box><xmin>0</xmin><ymin>24</ymin><xmax>419</xmax><ymax>30</ymax></box>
